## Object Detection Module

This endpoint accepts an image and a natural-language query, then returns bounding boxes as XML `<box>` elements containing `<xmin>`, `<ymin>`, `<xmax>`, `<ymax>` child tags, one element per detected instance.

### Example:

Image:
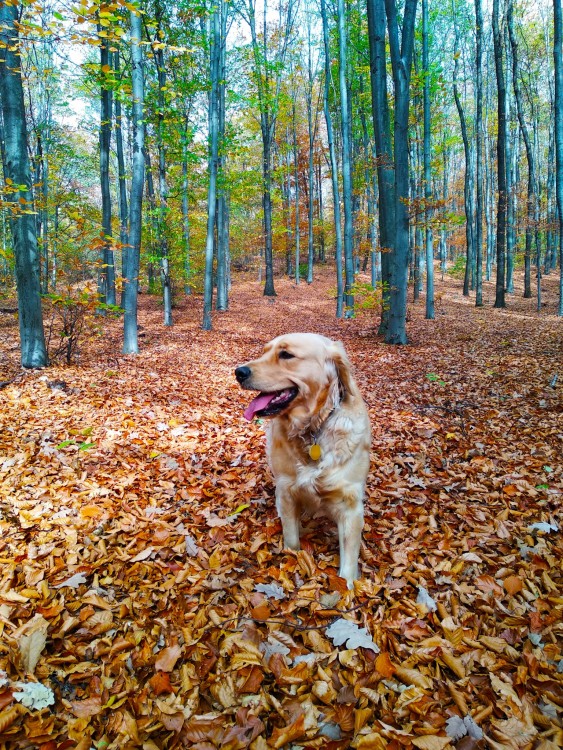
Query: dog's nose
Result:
<box><xmin>235</xmin><ymin>365</ymin><xmax>251</xmax><ymax>384</ymax></box>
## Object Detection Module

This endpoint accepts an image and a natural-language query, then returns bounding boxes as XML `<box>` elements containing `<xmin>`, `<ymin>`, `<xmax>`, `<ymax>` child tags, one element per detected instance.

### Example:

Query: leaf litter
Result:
<box><xmin>0</xmin><ymin>270</ymin><xmax>562</xmax><ymax>748</ymax></box>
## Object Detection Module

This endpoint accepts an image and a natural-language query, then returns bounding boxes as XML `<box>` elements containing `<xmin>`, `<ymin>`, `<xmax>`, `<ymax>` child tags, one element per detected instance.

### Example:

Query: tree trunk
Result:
<box><xmin>123</xmin><ymin>7</ymin><xmax>144</xmax><ymax>355</ymax></box>
<box><xmin>367</xmin><ymin>0</ymin><xmax>394</xmax><ymax>334</ymax></box>
<box><xmin>306</xmin><ymin>14</ymin><xmax>315</xmax><ymax>285</ymax></box>
<box><xmin>422</xmin><ymin>0</ymin><xmax>434</xmax><ymax>319</ymax></box>
<box><xmin>508</xmin><ymin>0</ymin><xmax>538</xmax><ymax>301</ymax></box>
<box><xmin>475</xmin><ymin>0</ymin><xmax>484</xmax><ymax>306</ymax></box>
<box><xmin>320</xmin><ymin>0</ymin><xmax>344</xmax><ymax>317</ymax></box>
<box><xmin>453</xmin><ymin>19</ymin><xmax>474</xmax><ymax>298</ymax></box>
<box><xmin>99</xmin><ymin>20</ymin><xmax>115</xmax><ymax>306</ymax></box>
<box><xmin>181</xmin><ymin>123</ymin><xmax>191</xmax><ymax>295</ymax></box>
<box><xmin>114</xmin><ymin>50</ymin><xmax>129</xmax><ymax>300</ymax></box>
<box><xmin>0</xmin><ymin>0</ymin><xmax>48</xmax><ymax>367</ymax></box>
<box><xmin>243</xmin><ymin>0</ymin><xmax>296</xmax><ymax>297</ymax></box>
<box><xmin>384</xmin><ymin>0</ymin><xmax>418</xmax><ymax>344</ymax></box>
<box><xmin>203</xmin><ymin>1</ymin><xmax>221</xmax><ymax>330</ymax></box>
<box><xmin>555</xmin><ymin>0</ymin><xmax>563</xmax><ymax>314</ymax></box>
<box><xmin>493</xmin><ymin>0</ymin><xmax>507</xmax><ymax>308</ymax></box>
<box><xmin>337</xmin><ymin>0</ymin><xmax>355</xmax><ymax>314</ymax></box>
<box><xmin>292</xmin><ymin>98</ymin><xmax>301</xmax><ymax>286</ymax></box>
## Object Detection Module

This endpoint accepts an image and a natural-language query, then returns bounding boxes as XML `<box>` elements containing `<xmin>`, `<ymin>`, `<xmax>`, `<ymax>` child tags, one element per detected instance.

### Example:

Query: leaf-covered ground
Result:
<box><xmin>0</xmin><ymin>271</ymin><xmax>562</xmax><ymax>750</ymax></box>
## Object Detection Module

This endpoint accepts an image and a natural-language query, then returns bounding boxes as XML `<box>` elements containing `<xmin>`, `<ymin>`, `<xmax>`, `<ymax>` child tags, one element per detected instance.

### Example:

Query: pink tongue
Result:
<box><xmin>243</xmin><ymin>392</ymin><xmax>276</xmax><ymax>421</ymax></box>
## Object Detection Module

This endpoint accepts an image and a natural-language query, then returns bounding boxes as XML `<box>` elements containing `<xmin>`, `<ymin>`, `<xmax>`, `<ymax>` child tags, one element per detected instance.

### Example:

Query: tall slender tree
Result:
<box><xmin>422</xmin><ymin>0</ymin><xmax>434</xmax><ymax>319</ymax></box>
<box><xmin>384</xmin><ymin>0</ymin><xmax>418</xmax><ymax>344</ymax></box>
<box><xmin>452</xmin><ymin>0</ymin><xmax>474</xmax><ymax>298</ymax></box>
<box><xmin>0</xmin><ymin>0</ymin><xmax>48</xmax><ymax>367</ymax></box>
<box><xmin>123</xmin><ymin>5</ymin><xmax>145</xmax><ymax>354</ymax></box>
<box><xmin>203</xmin><ymin>0</ymin><xmax>221</xmax><ymax>330</ymax></box>
<box><xmin>367</xmin><ymin>0</ymin><xmax>394</xmax><ymax>334</ymax></box>
<box><xmin>242</xmin><ymin>0</ymin><xmax>298</xmax><ymax>297</ymax></box>
<box><xmin>555</xmin><ymin>0</ymin><xmax>563</xmax><ymax>315</ymax></box>
<box><xmin>320</xmin><ymin>0</ymin><xmax>344</xmax><ymax>317</ymax></box>
<box><xmin>147</xmin><ymin>0</ymin><xmax>172</xmax><ymax>325</ymax></box>
<box><xmin>508</xmin><ymin>0</ymin><xmax>539</xmax><ymax>302</ymax></box>
<box><xmin>98</xmin><ymin>17</ymin><xmax>115</xmax><ymax>305</ymax></box>
<box><xmin>492</xmin><ymin>0</ymin><xmax>507</xmax><ymax>308</ymax></box>
<box><xmin>114</xmin><ymin>49</ymin><xmax>129</xmax><ymax>291</ymax></box>
<box><xmin>337</xmin><ymin>0</ymin><xmax>355</xmax><ymax>313</ymax></box>
<box><xmin>475</xmin><ymin>0</ymin><xmax>484</xmax><ymax>306</ymax></box>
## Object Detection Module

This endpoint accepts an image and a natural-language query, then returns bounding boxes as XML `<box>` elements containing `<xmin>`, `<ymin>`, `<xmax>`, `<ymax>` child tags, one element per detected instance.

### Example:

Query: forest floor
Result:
<box><xmin>0</xmin><ymin>268</ymin><xmax>562</xmax><ymax>750</ymax></box>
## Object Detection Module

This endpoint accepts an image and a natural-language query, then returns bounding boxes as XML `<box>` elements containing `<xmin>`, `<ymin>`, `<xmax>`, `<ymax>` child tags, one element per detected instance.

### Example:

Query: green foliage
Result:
<box><xmin>344</xmin><ymin>281</ymin><xmax>390</xmax><ymax>318</ymax></box>
<box><xmin>43</xmin><ymin>287</ymin><xmax>122</xmax><ymax>365</ymax></box>
<box><xmin>426</xmin><ymin>373</ymin><xmax>446</xmax><ymax>385</ymax></box>
<box><xmin>447</xmin><ymin>255</ymin><xmax>466</xmax><ymax>280</ymax></box>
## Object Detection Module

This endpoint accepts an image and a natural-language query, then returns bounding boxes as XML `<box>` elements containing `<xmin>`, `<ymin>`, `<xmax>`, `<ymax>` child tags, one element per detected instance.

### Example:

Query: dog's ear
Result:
<box><xmin>327</xmin><ymin>340</ymin><xmax>356</xmax><ymax>398</ymax></box>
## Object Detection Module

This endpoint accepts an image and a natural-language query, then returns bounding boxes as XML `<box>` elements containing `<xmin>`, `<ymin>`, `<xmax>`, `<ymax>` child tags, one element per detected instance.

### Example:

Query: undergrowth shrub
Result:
<box><xmin>43</xmin><ymin>287</ymin><xmax>122</xmax><ymax>364</ymax></box>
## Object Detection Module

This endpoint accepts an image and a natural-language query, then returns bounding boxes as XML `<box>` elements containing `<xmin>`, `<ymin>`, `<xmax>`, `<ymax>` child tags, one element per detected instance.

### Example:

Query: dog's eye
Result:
<box><xmin>279</xmin><ymin>350</ymin><xmax>295</xmax><ymax>360</ymax></box>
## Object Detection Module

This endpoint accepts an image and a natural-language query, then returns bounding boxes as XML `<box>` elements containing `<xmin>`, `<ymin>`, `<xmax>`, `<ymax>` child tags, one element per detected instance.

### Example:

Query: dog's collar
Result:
<box><xmin>306</xmin><ymin>402</ymin><xmax>340</xmax><ymax>461</ymax></box>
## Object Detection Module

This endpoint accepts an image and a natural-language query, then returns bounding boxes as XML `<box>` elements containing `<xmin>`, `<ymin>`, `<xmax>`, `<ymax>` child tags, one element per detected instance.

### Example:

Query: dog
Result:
<box><xmin>235</xmin><ymin>333</ymin><xmax>371</xmax><ymax>588</ymax></box>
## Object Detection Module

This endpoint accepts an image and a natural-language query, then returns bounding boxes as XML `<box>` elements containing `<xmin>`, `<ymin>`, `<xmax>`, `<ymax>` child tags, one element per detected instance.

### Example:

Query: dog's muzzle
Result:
<box><xmin>235</xmin><ymin>365</ymin><xmax>251</xmax><ymax>384</ymax></box>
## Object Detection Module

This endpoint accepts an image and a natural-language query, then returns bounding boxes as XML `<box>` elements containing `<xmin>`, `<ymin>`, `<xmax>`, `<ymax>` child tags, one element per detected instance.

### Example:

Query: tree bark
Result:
<box><xmin>99</xmin><ymin>19</ymin><xmax>115</xmax><ymax>306</ymax></box>
<box><xmin>507</xmin><ymin>0</ymin><xmax>538</xmax><ymax>302</ymax></box>
<box><xmin>422</xmin><ymin>0</ymin><xmax>434</xmax><ymax>319</ymax></box>
<box><xmin>203</xmin><ymin>1</ymin><xmax>221</xmax><ymax>330</ymax></box>
<box><xmin>114</xmin><ymin>49</ymin><xmax>129</xmax><ymax>299</ymax></box>
<box><xmin>320</xmin><ymin>0</ymin><xmax>344</xmax><ymax>317</ymax></box>
<box><xmin>475</xmin><ymin>0</ymin><xmax>484</xmax><ymax>306</ymax></box>
<box><xmin>122</xmin><ymin>7</ymin><xmax>144</xmax><ymax>355</ymax></box>
<box><xmin>452</xmin><ymin>14</ymin><xmax>474</xmax><ymax>298</ymax></box>
<box><xmin>384</xmin><ymin>0</ymin><xmax>418</xmax><ymax>344</ymax></box>
<box><xmin>493</xmin><ymin>0</ymin><xmax>507</xmax><ymax>308</ymax></box>
<box><xmin>366</xmin><ymin>0</ymin><xmax>394</xmax><ymax>334</ymax></box>
<box><xmin>554</xmin><ymin>0</ymin><xmax>563</xmax><ymax>314</ymax></box>
<box><xmin>0</xmin><ymin>0</ymin><xmax>48</xmax><ymax>367</ymax></box>
<box><xmin>337</xmin><ymin>0</ymin><xmax>355</xmax><ymax>314</ymax></box>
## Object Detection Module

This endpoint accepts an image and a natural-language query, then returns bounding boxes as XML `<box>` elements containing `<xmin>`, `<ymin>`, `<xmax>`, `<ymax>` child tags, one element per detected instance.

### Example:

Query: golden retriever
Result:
<box><xmin>235</xmin><ymin>333</ymin><xmax>371</xmax><ymax>588</ymax></box>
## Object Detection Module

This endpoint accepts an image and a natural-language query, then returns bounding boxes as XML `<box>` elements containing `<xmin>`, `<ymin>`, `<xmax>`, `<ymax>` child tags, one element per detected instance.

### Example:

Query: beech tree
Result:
<box><xmin>122</xmin><ymin>5</ymin><xmax>145</xmax><ymax>355</ymax></box>
<box><xmin>555</xmin><ymin>0</ymin><xmax>563</xmax><ymax>315</ymax></box>
<box><xmin>384</xmin><ymin>0</ymin><xmax>418</xmax><ymax>344</ymax></box>
<box><xmin>492</xmin><ymin>0</ymin><xmax>507</xmax><ymax>308</ymax></box>
<box><xmin>240</xmin><ymin>0</ymin><xmax>298</xmax><ymax>297</ymax></box>
<box><xmin>0</xmin><ymin>0</ymin><xmax>48</xmax><ymax>368</ymax></box>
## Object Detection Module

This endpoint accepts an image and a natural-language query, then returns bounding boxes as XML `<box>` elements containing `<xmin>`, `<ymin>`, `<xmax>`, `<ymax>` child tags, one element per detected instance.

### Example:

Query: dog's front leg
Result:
<box><xmin>275</xmin><ymin>483</ymin><xmax>300</xmax><ymax>550</ymax></box>
<box><xmin>337</xmin><ymin>498</ymin><xmax>364</xmax><ymax>588</ymax></box>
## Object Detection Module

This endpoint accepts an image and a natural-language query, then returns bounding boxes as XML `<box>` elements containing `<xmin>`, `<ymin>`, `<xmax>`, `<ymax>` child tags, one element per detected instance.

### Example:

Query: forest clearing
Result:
<box><xmin>0</xmin><ymin>269</ymin><xmax>561</xmax><ymax>749</ymax></box>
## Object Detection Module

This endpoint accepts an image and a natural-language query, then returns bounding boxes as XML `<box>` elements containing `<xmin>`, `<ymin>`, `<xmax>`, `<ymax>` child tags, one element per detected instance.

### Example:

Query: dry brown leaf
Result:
<box><xmin>412</xmin><ymin>735</ymin><xmax>453</xmax><ymax>750</ymax></box>
<box><xmin>154</xmin><ymin>644</ymin><xmax>182</xmax><ymax>672</ymax></box>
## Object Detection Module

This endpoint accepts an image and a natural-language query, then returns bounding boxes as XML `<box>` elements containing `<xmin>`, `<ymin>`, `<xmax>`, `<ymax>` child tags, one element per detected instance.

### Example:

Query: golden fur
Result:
<box><xmin>236</xmin><ymin>333</ymin><xmax>371</xmax><ymax>587</ymax></box>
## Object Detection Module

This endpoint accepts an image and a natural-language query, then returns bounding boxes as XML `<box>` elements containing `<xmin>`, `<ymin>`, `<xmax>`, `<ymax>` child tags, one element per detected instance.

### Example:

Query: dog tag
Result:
<box><xmin>309</xmin><ymin>443</ymin><xmax>322</xmax><ymax>461</ymax></box>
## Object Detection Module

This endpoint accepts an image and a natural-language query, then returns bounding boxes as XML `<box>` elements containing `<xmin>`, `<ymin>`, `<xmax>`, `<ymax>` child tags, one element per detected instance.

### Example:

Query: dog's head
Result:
<box><xmin>235</xmin><ymin>333</ymin><xmax>355</xmax><ymax>431</ymax></box>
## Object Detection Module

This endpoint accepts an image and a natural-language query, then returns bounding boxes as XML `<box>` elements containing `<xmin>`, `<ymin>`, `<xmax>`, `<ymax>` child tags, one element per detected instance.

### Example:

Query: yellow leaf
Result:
<box><xmin>412</xmin><ymin>736</ymin><xmax>453</xmax><ymax>750</ymax></box>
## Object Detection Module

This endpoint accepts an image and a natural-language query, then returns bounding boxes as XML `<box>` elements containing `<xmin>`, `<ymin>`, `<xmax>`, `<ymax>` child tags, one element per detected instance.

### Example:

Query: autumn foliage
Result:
<box><xmin>0</xmin><ymin>270</ymin><xmax>561</xmax><ymax>749</ymax></box>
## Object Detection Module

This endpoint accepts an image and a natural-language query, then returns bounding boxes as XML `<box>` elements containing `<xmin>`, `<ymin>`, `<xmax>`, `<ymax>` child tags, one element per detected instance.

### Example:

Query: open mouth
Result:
<box><xmin>243</xmin><ymin>387</ymin><xmax>298</xmax><ymax>421</ymax></box>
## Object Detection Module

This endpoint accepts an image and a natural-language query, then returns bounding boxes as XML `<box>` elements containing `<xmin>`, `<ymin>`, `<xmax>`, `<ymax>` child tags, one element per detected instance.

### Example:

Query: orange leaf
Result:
<box><xmin>503</xmin><ymin>575</ymin><xmax>523</xmax><ymax>595</ymax></box>
<box><xmin>270</xmin><ymin>713</ymin><xmax>306</xmax><ymax>749</ymax></box>
<box><xmin>149</xmin><ymin>671</ymin><xmax>175</xmax><ymax>695</ymax></box>
<box><xmin>250</xmin><ymin>601</ymin><xmax>271</xmax><ymax>621</ymax></box>
<box><xmin>154</xmin><ymin>644</ymin><xmax>182</xmax><ymax>672</ymax></box>
<box><xmin>375</xmin><ymin>651</ymin><xmax>396</xmax><ymax>678</ymax></box>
